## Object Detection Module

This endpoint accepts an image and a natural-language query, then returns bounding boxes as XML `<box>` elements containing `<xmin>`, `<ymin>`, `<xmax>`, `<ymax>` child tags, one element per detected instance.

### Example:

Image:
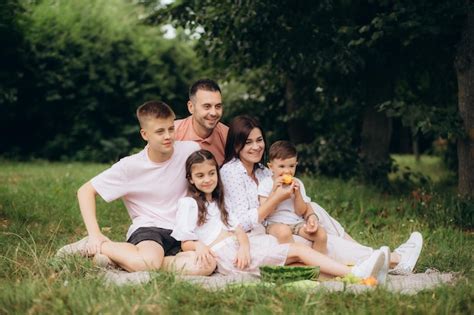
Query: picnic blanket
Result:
<box><xmin>102</xmin><ymin>268</ymin><xmax>458</xmax><ymax>295</ymax></box>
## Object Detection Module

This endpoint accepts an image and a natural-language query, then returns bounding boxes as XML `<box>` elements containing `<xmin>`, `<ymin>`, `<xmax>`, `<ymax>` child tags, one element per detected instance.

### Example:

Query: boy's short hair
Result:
<box><xmin>189</xmin><ymin>79</ymin><xmax>221</xmax><ymax>100</ymax></box>
<box><xmin>136</xmin><ymin>100</ymin><xmax>175</xmax><ymax>127</ymax></box>
<box><xmin>269</xmin><ymin>140</ymin><xmax>297</xmax><ymax>161</ymax></box>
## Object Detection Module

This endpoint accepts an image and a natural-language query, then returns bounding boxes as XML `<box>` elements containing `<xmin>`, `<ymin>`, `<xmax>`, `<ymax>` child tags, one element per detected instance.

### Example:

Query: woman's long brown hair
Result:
<box><xmin>185</xmin><ymin>149</ymin><xmax>229</xmax><ymax>226</ymax></box>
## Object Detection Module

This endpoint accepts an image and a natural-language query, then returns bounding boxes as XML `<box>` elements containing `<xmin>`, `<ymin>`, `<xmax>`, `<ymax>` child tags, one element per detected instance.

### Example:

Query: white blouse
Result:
<box><xmin>220</xmin><ymin>158</ymin><xmax>272</xmax><ymax>232</ymax></box>
<box><xmin>171</xmin><ymin>197</ymin><xmax>232</xmax><ymax>246</ymax></box>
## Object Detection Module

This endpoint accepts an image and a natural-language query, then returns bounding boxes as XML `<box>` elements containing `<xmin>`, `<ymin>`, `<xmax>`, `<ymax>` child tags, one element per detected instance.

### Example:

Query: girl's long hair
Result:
<box><xmin>223</xmin><ymin>115</ymin><xmax>266</xmax><ymax>168</ymax></box>
<box><xmin>185</xmin><ymin>149</ymin><xmax>229</xmax><ymax>226</ymax></box>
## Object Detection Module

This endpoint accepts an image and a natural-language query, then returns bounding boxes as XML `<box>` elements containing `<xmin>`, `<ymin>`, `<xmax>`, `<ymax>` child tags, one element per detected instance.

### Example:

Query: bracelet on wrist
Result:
<box><xmin>305</xmin><ymin>213</ymin><xmax>317</xmax><ymax>221</ymax></box>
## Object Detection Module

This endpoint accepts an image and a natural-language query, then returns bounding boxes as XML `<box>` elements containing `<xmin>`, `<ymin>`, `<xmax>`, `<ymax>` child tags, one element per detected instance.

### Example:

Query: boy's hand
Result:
<box><xmin>195</xmin><ymin>242</ymin><xmax>216</xmax><ymax>266</ymax></box>
<box><xmin>86</xmin><ymin>233</ymin><xmax>111</xmax><ymax>255</ymax></box>
<box><xmin>304</xmin><ymin>215</ymin><xmax>319</xmax><ymax>234</ymax></box>
<box><xmin>234</xmin><ymin>245</ymin><xmax>251</xmax><ymax>269</ymax></box>
<box><xmin>272</xmin><ymin>182</ymin><xmax>294</xmax><ymax>202</ymax></box>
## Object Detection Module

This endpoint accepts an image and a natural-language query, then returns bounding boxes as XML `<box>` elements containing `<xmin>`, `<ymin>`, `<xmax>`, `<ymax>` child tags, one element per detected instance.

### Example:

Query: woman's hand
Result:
<box><xmin>195</xmin><ymin>241</ymin><xmax>216</xmax><ymax>266</ymax></box>
<box><xmin>86</xmin><ymin>233</ymin><xmax>110</xmax><ymax>255</ymax></box>
<box><xmin>234</xmin><ymin>244</ymin><xmax>251</xmax><ymax>269</ymax></box>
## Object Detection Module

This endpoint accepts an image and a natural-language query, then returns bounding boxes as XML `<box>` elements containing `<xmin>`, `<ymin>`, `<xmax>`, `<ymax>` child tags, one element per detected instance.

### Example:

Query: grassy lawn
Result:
<box><xmin>0</xmin><ymin>157</ymin><xmax>472</xmax><ymax>314</ymax></box>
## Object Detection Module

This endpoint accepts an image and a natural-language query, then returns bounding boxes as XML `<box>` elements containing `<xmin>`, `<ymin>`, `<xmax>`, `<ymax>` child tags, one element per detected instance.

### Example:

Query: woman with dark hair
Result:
<box><xmin>220</xmin><ymin>115</ymin><xmax>423</xmax><ymax>276</ymax></box>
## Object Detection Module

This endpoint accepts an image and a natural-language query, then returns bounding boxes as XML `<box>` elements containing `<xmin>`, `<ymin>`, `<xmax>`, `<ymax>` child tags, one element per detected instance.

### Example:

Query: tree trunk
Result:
<box><xmin>284</xmin><ymin>77</ymin><xmax>308</xmax><ymax>144</ymax></box>
<box><xmin>455</xmin><ymin>3</ymin><xmax>474</xmax><ymax>198</ymax></box>
<box><xmin>360</xmin><ymin>64</ymin><xmax>393</xmax><ymax>181</ymax></box>
<box><xmin>361</xmin><ymin>106</ymin><xmax>393</xmax><ymax>162</ymax></box>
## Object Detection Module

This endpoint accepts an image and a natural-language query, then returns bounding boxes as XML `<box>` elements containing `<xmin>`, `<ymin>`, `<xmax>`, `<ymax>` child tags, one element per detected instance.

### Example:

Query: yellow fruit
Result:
<box><xmin>361</xmin><ymin>276</ymin><xmax>378</xmax><ymax>286</ymax></box>
<box><xmin>282</xmin><ymin>174</ymin><xmax>293</xmax><ymax>185</ymax></box>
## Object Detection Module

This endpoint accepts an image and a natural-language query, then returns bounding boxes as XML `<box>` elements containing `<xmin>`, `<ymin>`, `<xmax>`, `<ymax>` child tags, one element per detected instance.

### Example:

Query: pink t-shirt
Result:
<box><xmin>174</xmin><ymin>116</ymin><xmax>228</xmax><ymax>166</ymax></box>
<box><xmin>91</xmin><ymin>141</ymin><xmax>200</xmax><ymax>239</ymax></box>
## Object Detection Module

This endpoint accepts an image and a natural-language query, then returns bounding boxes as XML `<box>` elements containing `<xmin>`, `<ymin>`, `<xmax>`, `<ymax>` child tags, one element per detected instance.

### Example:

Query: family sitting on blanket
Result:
<box><xmin>57</xmin><ymin>79</ymin><xmax>423</xmax><ymax>281</ymax></box>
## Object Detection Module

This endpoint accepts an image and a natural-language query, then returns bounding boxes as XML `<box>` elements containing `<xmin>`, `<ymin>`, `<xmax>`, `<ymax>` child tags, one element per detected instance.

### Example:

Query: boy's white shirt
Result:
<box><xmin>90</xmin><ymin>141</ymin><xmax>200</xmax><ymax>240</ymax></box>
<box><xmin>257</xmin><ymin>176</ymin><xmax>311</xmax><ymax>225</ymax></box>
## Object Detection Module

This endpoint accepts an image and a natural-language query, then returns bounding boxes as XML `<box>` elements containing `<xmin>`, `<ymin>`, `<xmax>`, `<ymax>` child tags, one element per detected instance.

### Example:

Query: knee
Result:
<box><xmin>316</xmin><ymin>228</ymin><xmax>328</xmax><ymax>243</ymax></box>
<box><xmin>271</xmin><ymin>225</ymin><xmax>293</xmax><ymax>242</ymax></box>
<box><xmin>164</xmin><ymin>252</ymin><xmax>216</xmax><ymax>276</ymax></box>
<box><xmin>192</xmin><ymin>258</ymin><xmax>217</xmax><ymax>276</ymax></box>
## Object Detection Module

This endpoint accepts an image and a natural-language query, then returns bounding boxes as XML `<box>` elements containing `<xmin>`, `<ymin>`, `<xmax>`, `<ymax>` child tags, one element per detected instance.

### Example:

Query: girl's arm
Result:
<box><xmin>181</xmin><ymin>240</ymin><xmax>216</xmax><ymax>266</ymax></box>
<box><xmin>234</xmin><ymin>225</ymin><xmax>250</xmax><ymax>269</ymax></box>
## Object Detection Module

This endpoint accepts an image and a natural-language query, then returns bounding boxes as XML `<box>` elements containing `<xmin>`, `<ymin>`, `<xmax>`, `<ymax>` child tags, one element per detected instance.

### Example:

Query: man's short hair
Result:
<box><xmin>136</xmin><ymin>100</ymin><xmax>175</xmax><ymax>127</ymax></box>
<box><xmin>269</xmin><ymin>140</ymin><xmax>297</xmax><ymax>161</ymax></box>
<box><xmin>189</xmin><ymin>79</ymin><xmax>221</xmax><ymax>100</ymax></box>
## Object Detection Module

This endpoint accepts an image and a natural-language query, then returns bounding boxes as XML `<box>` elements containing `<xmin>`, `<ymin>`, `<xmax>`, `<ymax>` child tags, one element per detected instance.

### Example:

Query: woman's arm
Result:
<box><xmin>234</xmin><ymin>226</ymin><xmax>250</xmax><ymax>269</ymax></box>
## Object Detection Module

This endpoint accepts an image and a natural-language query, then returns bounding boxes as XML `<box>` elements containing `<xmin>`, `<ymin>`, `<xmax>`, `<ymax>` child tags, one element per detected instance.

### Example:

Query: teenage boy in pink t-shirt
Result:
<box><xmin>57</xmin><ymin>101</ymin><xmax>215</xmax><ymax>275</ymax></box>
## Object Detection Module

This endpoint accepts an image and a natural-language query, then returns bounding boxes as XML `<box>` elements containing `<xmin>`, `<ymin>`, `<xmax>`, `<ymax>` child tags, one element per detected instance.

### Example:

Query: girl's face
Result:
<box><xmin>239</xmin><ymin>128</ymin><xmax>265</xmax><ymax>166</ymax></box>
<box><xmin>189</xmin><ymin>160</ymin><xmax>218</xmax><ymax>199</ymax></box>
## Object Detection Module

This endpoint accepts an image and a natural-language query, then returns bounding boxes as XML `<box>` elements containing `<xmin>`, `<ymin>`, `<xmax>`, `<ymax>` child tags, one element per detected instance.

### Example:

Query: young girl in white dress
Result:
<box><xmin>171</xmin><ymin>149</ymin><xmax>387</xmax><ymax>279</ymax></box>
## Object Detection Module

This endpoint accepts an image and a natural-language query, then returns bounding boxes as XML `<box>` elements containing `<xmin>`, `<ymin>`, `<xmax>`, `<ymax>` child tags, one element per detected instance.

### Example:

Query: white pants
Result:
<box><xmin>293</xmin><ymin>202</ymin><xmax>374</xmax><ymax>265</ymax></box>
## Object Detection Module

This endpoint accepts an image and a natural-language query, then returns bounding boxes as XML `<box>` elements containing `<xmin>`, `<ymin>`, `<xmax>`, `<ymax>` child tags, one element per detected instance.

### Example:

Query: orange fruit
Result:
<box><xmin>282</xmin><ymin>174</ymin><xmax>293</xmax><ymax>185</ymax></box>
<box><xmin>361</xmin><ymin>276</ymin><xmax>378</xmax><ymax>286</ymax></box>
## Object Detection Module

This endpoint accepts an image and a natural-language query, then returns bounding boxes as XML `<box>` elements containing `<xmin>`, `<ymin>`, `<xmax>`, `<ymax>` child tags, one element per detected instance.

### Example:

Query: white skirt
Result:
<box><xmin>211</xmin><ymin>234</ymin><xmax>289</xmax><ymax>276</ymax></box>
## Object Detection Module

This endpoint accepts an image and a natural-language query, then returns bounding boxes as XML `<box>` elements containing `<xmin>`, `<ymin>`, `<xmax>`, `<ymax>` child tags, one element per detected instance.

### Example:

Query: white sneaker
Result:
<box><xmin>56</xmin><ymin>237</ymin><xmax>89</xmax><ymax>258</ymax></box>
<box><xmin>391</xmin><ymin>232</ymin><xmax>423</xmax><ymax>274</ymax></box>
<box><xmin>93</xmin><ymin>253</ymin><xmax>117</xmax><ymax>269</ymax></box>
<box><xmin>377</xmin><ymin>246</ymin><xmax>390</xmax><ymax>285</ymax></box>
<box><xmin>351</xmin><ymin>250</ymin><xmax>385</xmax><ymax>279</ymax></box>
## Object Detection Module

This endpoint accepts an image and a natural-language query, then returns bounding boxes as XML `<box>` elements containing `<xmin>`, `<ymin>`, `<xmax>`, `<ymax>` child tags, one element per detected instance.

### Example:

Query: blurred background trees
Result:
<box><xmin>1</xmin><ymin>0</ymin><xmax>471</xmax><ymax>197</ymax></box>
<box><xmin>145</xmin><ymin>0</ymin><xmax>471</xmax><ymax>196</ymax></box>
<box><xmin>0</xmin><ymin>0</ymin><xmax>201</xmax><ymax>162</ymax></box>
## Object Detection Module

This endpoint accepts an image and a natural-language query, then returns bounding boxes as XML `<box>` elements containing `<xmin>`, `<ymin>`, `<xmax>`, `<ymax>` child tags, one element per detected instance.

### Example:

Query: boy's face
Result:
<box><xmin>267</xmin><ymin>157</ymin><xmax>298</xmax><ymax>178</ymax></box>
<box><xmin>140</xmin><ymin>116</ymin><xmax>175</xmax><ymax>160</ymax></box>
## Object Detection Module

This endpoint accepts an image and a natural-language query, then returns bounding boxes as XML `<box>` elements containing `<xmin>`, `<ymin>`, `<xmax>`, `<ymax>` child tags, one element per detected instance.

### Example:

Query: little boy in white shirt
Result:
<box><xmin>258</xmin><ymin>140</ymin><xmax>328</xmax><ymax>253</ymax></box>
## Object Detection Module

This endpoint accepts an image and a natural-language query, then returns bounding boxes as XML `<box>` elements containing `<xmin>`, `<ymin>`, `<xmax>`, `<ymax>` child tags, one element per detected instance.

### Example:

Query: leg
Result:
<box><xmin>162</xmin><ymin>251</ymin><xmax>216</xmax><ymax>276</ymax></box>
<box><xmin>267</xmin><ymin>223</ymin><xmax>295</xmax><ymax>244</ymax></box>
<box><xmin>285</xmin><ymin>242</ymin><xmax>350</xmax><ymax>277</ymax></box>
<box><xmin>100</xmin><ymin>240</ymin><xmax>164</xmax><ymax>272</ymax></box>
<box><xmin>286</xmin><ymin>243</ymin><xmax>385</xmax><ymax>279</ymax></box>
<box><xmin>298</xmin><ymin>226</ymin><xmax>328</xmax><ymax>254</ymax></box>
<box><xmin>311</xmin><ymin>201</ymin><xmax>359</xmax><ymax>244</ymax></box>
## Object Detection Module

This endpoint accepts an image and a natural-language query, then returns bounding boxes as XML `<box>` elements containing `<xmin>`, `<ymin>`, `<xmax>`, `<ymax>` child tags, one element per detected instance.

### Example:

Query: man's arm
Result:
<box><xmin>77</xmin><ymin>181</ymin><xmax>110</xmax><ymax>255</ymax></box>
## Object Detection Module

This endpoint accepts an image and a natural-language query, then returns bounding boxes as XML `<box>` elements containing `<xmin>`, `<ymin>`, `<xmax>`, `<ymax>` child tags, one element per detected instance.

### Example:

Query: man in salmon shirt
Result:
<box><xmin>174</xmin><ymin>79</ymin><xmax>228</xmax><ymax>166</ymax></box>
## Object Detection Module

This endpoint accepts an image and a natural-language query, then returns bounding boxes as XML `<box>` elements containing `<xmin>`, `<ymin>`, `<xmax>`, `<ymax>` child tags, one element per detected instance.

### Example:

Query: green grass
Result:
<box><xmin>0</xmin><ymin>157</ymin><xmax>472</xmax><ymax>314</ymax></box>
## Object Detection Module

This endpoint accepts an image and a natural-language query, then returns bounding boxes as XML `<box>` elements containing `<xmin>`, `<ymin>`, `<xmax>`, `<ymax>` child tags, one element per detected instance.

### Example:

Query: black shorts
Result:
<box><xmin>127</xmin><ymin>227</ymin><xmax>181</xmax><ymax>256</ymax></box>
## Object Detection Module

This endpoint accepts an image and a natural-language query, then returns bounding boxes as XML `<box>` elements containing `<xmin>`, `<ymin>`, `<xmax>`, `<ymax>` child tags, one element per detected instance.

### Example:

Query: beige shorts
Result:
<box><xmin>265</xmin><ymin>222</ymin><xmax>306</xmax><ymax>235</ymax></box>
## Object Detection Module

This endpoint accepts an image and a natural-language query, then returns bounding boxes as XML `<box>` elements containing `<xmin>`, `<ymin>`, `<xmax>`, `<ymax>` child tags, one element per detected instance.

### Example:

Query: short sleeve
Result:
<box><xmin>257</xmin><ymin>177</ymin><xmax>273</xmax><ymax>198</ymax></box>
<box><xmin>296</xmin><ymin>178</ymin><xmax>311</xmax><ymax>203</ymax></box>
<box><xmin>90</xmin><ymin>160</ymin><xmax>128</xmax><ymax>202</ymax></box>
<box><xmin>171</xmin><ymin>197</ymin><xmax>199</xmax><ymax>241</ymax></box>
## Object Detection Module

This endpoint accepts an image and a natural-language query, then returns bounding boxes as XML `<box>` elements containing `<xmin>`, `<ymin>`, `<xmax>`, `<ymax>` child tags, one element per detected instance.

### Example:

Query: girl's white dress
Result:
<box><xmin>171</xmin><ymin>197</ymin><xmax>289</xmax><ymax>276</ymax></box>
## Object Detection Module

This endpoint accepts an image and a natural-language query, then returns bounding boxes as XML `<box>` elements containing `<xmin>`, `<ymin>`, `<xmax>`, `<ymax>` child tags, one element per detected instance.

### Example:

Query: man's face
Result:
<box><xmin>140</xmin><ymin>116</ymin><xmax>175</xmax><ymax>159</ymax></box>
<box><xmin>187</xmin><ymin>89</ymin><xmax>223</xmax><ymax>134</ymax></box>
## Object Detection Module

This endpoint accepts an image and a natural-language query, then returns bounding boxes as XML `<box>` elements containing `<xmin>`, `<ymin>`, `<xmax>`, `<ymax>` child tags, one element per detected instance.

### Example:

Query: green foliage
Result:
<box><xmin>147</xmin><ymin>0</ymin><xmax>465</xmax><ymax>185</ymax></box>
<box><xmin>1</xmin><ymin>0</ymin><xmax>200</xmax><ymax>162</ymax></box>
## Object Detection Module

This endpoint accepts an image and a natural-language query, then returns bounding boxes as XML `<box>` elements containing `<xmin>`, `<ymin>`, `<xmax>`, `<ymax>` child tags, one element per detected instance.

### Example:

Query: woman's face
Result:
<box><xmin>238</xmin><ymin>128</ymin><xmax>265</xmax><ymax>165</ymax></box>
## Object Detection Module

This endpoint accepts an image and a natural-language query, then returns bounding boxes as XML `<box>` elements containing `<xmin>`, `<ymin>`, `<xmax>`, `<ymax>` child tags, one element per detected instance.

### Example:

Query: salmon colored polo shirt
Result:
<box><xmin>175</xmin><ymin>116</ymin><xmax>229</xmax><ymax>166</ymax></box>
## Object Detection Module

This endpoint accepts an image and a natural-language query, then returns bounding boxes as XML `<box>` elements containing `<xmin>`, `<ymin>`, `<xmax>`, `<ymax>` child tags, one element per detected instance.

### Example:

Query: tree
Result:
<box><xmin>150</xmin><ymin>0</ymin><xmax>469</xmax><ymax>188</ymax></box>
<box><xmin>455</xmin><ymin>2</ymin><xmax>474</xmax><ymax>197</ymax></box>
<box><xmin>1</xmin><ymin>0</ymin><xmax>201</xmax><ymax>162</ymax></box>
